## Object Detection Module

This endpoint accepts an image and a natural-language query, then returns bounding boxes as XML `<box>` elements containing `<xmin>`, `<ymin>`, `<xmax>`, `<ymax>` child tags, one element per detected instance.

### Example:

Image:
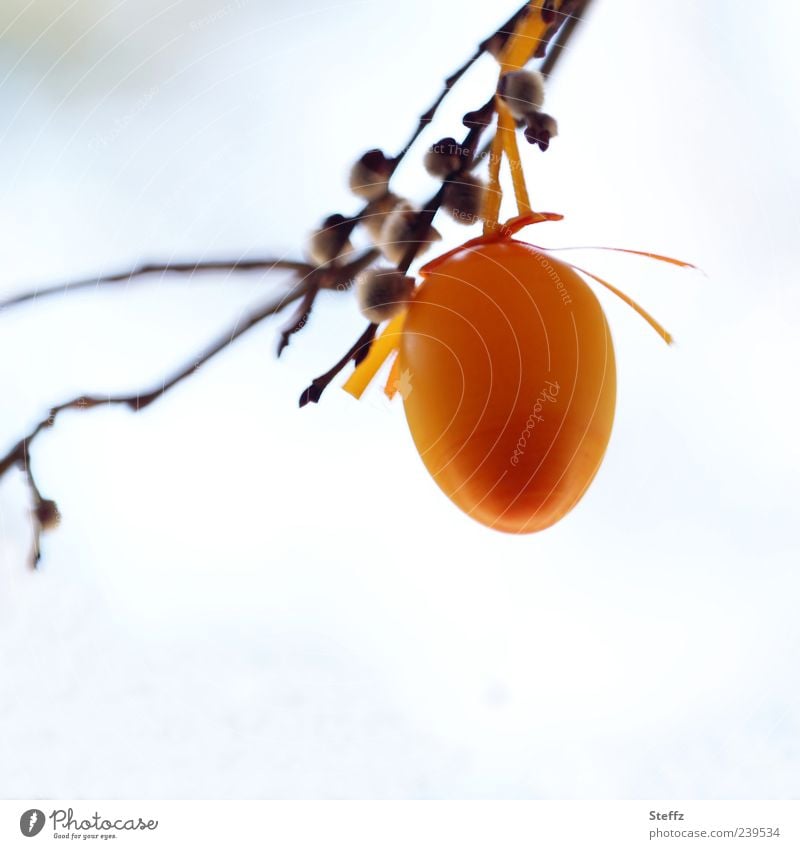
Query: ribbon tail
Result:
<box><xmin>566</xmin><ymin>261</ymin><xmax>674</xmax><ymax>345</ymax></box>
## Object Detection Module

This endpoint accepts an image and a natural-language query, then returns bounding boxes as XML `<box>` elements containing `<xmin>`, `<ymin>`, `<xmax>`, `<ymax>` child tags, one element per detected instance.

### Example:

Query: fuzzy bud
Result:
<box><xmin>349</xmin><ymin>149</ymin><xmax>393</xmax><ymax>200</ymax></box>
<box><xmin>362</xmin><ymin>193</ymin><xmax>403</xmax><ymax>242</ymax></box>
<box><xmin>377</xmin><ymin>202</ymin><xmax>442</xmax><ymax>265</ymax></box>
<box><xmin>355</xmin><ymin>268</ymin><xmax>415</xmax><ymax>323</ymax></box>
<box><xmin>524</xmin><ymin>112</ymin><xmax>558</xmax><ymax>151</ymax></box>
<box><xmin>307</xmin><ymin>214</ymin><xmax>354</xmax><ymax>265</ymax></box>
<box><xmin>498</xmin><ymin>69</ymin><xmax>546</xmax><ymax>120</ymax></box>
<box><xmin>442</xmin><ymin>174</ymin><xmax>486</xmax><ymax>226</ymax></box>
<box><xmin>423</xmin><ymin>137</ymin><xmax>464</xmax><ymax>179</ymax></box>
<box><xmin>34</xmin><ymin>498</ymin><xmax>61</xmax><ymax>532</ymax></box>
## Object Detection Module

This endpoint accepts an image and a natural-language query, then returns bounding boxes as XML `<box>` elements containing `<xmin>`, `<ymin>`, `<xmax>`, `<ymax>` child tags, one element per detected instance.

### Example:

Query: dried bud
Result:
<box><xmin>424</xmin><ymin>138</ymin><xmax>464</xmax><ymax>179</ymax></box>
<box><xmin>349</xmin><ymin>149</ymin><xmax>393</xmax><ymax>200</ymax></box>
<box><xmin>498</xmin><ymin>69</ymin><xmax>546</xmax><ymax>120</ymax></box>
<box><xmin>463</xmin><ymin>101</ymin><xmax>494</xmax><ymax>130</ymax></box>
<box><xmin>378</xmin><ymin>202</ymin><xmax>442</xmax><ymax>265</ymax></box>
<box><xmin>355</xmin><ymin>268</ymin><xmax>415</xmax><ymax>323</ymax></box>
<box><xmin>362</xmin><ymin>193</ymin><xmax>403</xmax><ymax>242</ymax></box>
<box><xmin>442</xmin><ymin>174</ymin><xmax>486</xmax><ymax>226</ymax></box>
<box><xmin>524</xmin><ymin>112</ymin><xmax>558</xmax><ymax>151</ymax></box>
<box><xmin>307</xmin><ymin>214</ymin><xmax>354</xmax><ymax>265</ymax></box>
<box><xmin>34</xmin><ymin>498</ymin><xmax>61</xmax><ymax>532</ymax></box>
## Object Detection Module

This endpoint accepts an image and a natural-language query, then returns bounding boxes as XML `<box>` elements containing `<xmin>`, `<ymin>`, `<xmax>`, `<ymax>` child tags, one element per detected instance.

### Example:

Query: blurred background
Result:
<box><xmin>1</xmin><ymin>0</ymin><xmax>798</xmax><ymax>798</ymax></box>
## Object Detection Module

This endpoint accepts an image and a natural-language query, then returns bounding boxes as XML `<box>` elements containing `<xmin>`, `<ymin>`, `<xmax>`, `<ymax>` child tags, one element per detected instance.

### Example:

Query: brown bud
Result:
<box><xmin>498</xmin><ymin>69</ymin><xmax>546</xmax><ymax>120</ymax></box>
<box><xmin>463</xmin><ymin>100</ymin><xmax>494</xmax><ymax>130</ymax></box>
<box><xmin>355</xmin><ymin>268</ymin><xmax>415</xmax><ymax>323</ymax></box>
<box><xmin>524</xmin><ymin>112</ymin><xmax>558</xmax><ymax>151</ymax></box>
<box><xmin>308</xmin><ymin>214</ymin><xmax>354</xmax><ymax>265</ymax></box>
<box><xmin>362</xmin><ymin>193</ymin><xmax>403</xmax><ymax>242</ymax></box>
<box><xmin>377</xmin><ymin>202</ymin><xmax>442</xmax><ymax>265</ymax></box>
<box><xmin>34</xmin><ymin>498</ymin><xmax>61</xmax><ymax>532</ymax></box>
<box><xmin>442</xmin><ymin>174</ymin><xmax>486</xmax><ymax>226</ymax></box>
<box><xmin>423</xmin><ymin>138</ymin><xmax>464</xmax><ymax>179</ymax></box>
<box><xmin>349</xmin><ymin>149</ymin><xmax>393</xmax><ymax>200</ymax></box>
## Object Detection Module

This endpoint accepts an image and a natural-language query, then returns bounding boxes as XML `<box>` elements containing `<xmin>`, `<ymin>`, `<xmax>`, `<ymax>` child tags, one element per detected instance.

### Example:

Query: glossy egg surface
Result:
<box><xmin>399</xmin><ymin>238</ymin><xmax>616</xmax><ymax>533</ymax></box>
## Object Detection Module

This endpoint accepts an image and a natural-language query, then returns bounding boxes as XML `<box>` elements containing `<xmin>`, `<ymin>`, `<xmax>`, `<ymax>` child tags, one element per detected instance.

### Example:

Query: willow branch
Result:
<box><xmin>1</xmin><ymin>0</ymin><xmax>596</xmax><ymax>567</ymax></box>
<box><xmin>0</xmin><ymin>248</ymin><xmax>380</xmax><ymax>552</ymax></box>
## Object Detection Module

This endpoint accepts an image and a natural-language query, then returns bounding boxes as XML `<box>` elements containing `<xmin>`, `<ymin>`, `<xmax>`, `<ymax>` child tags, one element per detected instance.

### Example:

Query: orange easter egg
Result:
<box><xmin>398</xmin><ymin>236</ymin><xmax>616</xmax><ymax>533</ymax></box>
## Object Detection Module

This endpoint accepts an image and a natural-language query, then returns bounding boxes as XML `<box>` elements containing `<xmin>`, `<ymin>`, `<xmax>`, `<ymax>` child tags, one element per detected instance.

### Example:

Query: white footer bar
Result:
<box><xmin>2</xmin><ymin>800</ymin><xmax>797</xmax><ymax>848</ymax></box>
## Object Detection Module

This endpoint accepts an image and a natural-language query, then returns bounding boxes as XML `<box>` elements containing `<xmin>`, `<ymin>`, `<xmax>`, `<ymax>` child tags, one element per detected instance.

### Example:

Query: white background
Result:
<box><xmin>1</xmin><ymin>0</ymin><xmax>798</xmax><ymax>798</ymax></box>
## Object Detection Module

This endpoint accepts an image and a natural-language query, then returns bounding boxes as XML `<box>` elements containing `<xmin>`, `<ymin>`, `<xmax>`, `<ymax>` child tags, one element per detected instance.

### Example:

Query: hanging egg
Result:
<box><xmin>398</xmin><ymin>234</ymin><xmax>616</xmax><ymax>533</ymax></box>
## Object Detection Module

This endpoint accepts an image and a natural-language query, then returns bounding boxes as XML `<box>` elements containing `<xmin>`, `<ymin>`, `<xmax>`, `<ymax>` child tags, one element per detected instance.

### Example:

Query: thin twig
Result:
<box><xmin>298</xmin><ymin>323</ymin><xmax>379</xmax><ymax>408</ymax></box>
<box><xmin>540</xmin><ymin>0</ymin><xmax>592</xmax><ymax>77</ymax></box>
<box><xmin>0</xmin><ymin>257</ymin><xmax>313</xmax><ymax>312</ymax></box>
<box><xmin>277</xmin><ymin>281</ymin><xmax>320</xmax><ymax>357</ymax></box>
<box><xmin>390</xmin><ymin>2</ymin><xmax>530</xmax><ymax>169</ymax></box>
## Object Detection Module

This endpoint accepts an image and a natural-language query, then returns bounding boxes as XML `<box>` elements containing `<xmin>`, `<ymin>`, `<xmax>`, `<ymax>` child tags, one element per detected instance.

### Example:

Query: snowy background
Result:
<box><xmin>1</xmin><ymin>0</ymin><xmax>799</xmax><ymax>798</ymax></box>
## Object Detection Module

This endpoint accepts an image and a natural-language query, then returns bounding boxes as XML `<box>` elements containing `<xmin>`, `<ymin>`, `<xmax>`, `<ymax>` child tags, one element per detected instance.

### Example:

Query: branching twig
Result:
<box><xmin>277</xmin><ymin>248</ymin><xmax>381</xmax><ymax>356</ymax></box>
<box><xmin>0</xmin><ymin>287</ymin><xmax>305</xmax><ymax>536</ymax></box>
<box><xmin>1</xmin><ymin>250</ymin><xmax>377</xmax><ymax>482</ymax></box>
<box><xmin>0</xmin><ymin>250</ymin><xmax>378</xmax><ymax>565</ymax></box>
